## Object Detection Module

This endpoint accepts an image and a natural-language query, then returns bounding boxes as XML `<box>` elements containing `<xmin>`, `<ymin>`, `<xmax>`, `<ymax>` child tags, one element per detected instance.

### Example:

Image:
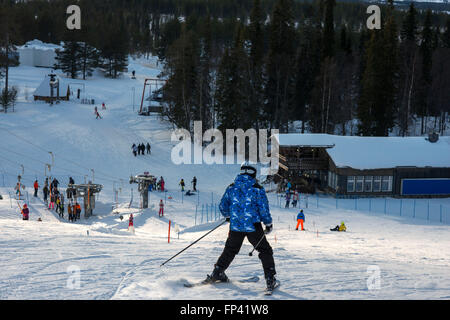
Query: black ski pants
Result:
<box><xmin>215</xmin><ymin>223</ymin><xmax>276</xmax><ymax>278</ymax></box>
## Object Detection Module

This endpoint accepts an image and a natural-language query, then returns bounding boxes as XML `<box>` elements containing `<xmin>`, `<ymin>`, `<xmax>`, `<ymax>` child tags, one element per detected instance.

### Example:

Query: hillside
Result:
<box><xmin>0</xmin><ymin>60</ymin><xmax>449</xmax><ymax>300</ymax></box>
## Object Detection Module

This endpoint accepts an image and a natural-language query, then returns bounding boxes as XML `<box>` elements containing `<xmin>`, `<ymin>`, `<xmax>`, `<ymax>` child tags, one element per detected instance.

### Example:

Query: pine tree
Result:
<box><xmin>163</xmin><ymin>27</ymin><xmax>199</xmax><ymax>131</ymax></box>
<box><xmin>215</xmin><ymin>24</ymin><xmax>248</xmax><ymax>132</ymax></box>
<box><xmin>358</xmin><ymin>12</ymin><xmax>397</xmax><ymax>137</ymax></box>
<box><xmin>79</xmin><ymin>42</ymin><xmax>99</xmax><ymax>80</ymax></box>
<box><xmin>322</xmin><ymin>0</ymin><xmax>336</xmax><ymax>59</ymax></box>
<box><xmin>99</xmin><ymin>16</ymin><xmax>129</xmax><ymax>79</ymax></box>
<box><xmin>398</xmin><ymin>2</ymin><xmax>419</xmax><ymax>136</ymax></box>
<box><xmin>0</xmin><ymin>5</ymin><xmax>19</xmax><ymax>113</ymax></box>
<box><xmin>443</xmin><ymin>18</ymin><xmax>450</xmax><ymax>49</ymax></box>
<box><xmin>246</xmin><ymin>0</ymin><xmax>265</xmax><ymax>129</ymax></box>
<box><xmin>195</xmin><ymin>14</ymin><xmax>213</xmax><ymax>130</ymax></box>
<box><xmin>265</xmin><ymin>0</ymin><xmax>297</xmax><ymax>132</ymax></box>
<box><xmin>294</xmin><ymin>22</ymin><xmax>321</xmax><ymax>133</ymax></box>
<box><xmin>416</xmin><ymin>9</ymin><xmax>434</xmax><ymax>133</ymax></box>
<box><xmin>55</xmin><ymin>38</ymin><xmax>81</xmax><ymax>79</ymax></box>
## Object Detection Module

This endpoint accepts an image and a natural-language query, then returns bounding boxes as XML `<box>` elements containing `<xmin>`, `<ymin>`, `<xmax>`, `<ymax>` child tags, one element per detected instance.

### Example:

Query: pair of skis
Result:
<box><xmin>183</xmin><ymin>276</ymin><xmax>280</xmax><ymax>295</ymax></box>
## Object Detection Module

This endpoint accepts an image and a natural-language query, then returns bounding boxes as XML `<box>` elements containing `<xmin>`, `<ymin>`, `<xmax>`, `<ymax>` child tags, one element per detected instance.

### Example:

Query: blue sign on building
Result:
<box><xmin>401</xmin><ymin>179</ymin><xmax>450</xmax><ymax>196</ymax></box>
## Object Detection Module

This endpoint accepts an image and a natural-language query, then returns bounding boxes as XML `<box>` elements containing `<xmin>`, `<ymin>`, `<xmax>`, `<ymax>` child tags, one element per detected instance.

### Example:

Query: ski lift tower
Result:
<box><xmin>139</xmin><ymin>78</ymin><xmax>167</xmax><ymax>115</ymax></box>
<box><xmin>129</xmin><ymin>173</ymin><xmax>156</xmax><ymax>209</ymax></box>
<box><xmin>48</xmin><ymin>73</ymin><xmax>59</xmax><ymax>105</ymax></box>
<box><xmin>67</xmin><ymin>182</ymin><xmax>103</xmax><ymax>218</ymax></box>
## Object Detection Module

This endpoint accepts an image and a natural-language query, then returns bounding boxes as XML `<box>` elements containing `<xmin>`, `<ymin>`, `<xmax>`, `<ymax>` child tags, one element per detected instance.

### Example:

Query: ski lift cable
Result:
<box><xmin>0</xmin><ymin>147</ymin><xmax>115</xmax><ymax>183</ymax></box>
<box><xmin>0</xmin><ymin>128</ymin><xmax>123</xmax><ymax>182</ymax></box>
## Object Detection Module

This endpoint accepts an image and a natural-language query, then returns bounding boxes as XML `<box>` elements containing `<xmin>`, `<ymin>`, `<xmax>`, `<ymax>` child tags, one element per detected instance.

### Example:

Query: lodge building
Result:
<box><xmin>274</xmin><ymin>133</ymin><xmax>450</xmax><ymax>198</ymax></box>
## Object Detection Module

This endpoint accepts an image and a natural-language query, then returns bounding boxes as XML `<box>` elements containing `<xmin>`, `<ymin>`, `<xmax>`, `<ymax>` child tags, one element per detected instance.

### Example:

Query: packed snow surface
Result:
<box><xmin>0</xmin><ymin>59</ymin><xmax>449</xmax><ymax>300</ymax></box>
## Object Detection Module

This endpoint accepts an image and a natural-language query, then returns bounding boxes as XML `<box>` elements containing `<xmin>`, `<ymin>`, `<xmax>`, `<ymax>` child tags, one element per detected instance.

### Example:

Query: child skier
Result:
<box><xmin>56</xmin><ymin>196</ymin><xmax>61</xmax><ymax>215</ymax></box>
<box><xmin>21</xmin><ymin>204</ymin><xmax>29</xmax><ymax>221</ymax></box>
<box><xmin>49</xmin><ymin>192</ymin><xmax>56</xmax><ymax>210</ymax></box>
<box><xmin>159</xmin><ymin>199</ymin><xmax>164</xmax><ymax>217</ymax></box>
<box><xmin>296</xmin><ymin>209</ymin><xmax>305</xmax><ymax>231</ymax></box>
<box><xmin>207</xmin><ymin>162</ymin><xmax>277</xmax><ymax>292</ymax></box>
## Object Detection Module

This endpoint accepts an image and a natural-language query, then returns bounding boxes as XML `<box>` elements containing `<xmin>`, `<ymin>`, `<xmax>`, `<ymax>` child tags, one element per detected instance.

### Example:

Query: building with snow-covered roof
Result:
<box><xmin>274</xmin><ymin>133</ymin><xmax>450</xmax><ymax>197</ymax></box>
<box><xmin>33</xmin><ymin>74</ymin><xmax>70</xmax><ymax>103</ymax></box>
<box><xmin>17</xmin><ymin>40</ymin><xmax>62</xmax><ymax>68</ymax></box>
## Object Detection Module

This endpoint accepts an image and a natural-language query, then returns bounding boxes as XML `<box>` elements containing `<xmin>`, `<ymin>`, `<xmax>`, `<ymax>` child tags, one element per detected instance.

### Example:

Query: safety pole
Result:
<box><xmin>168</xmin><ymin>220</ymin><xmax>171</xmax><ymax>243</ymax></box>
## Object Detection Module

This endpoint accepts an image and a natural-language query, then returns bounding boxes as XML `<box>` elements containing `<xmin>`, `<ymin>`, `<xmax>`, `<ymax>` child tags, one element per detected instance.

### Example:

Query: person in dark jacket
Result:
<box><xmin>192</xmin><ymin>176</ymin><xmax>197</xmax><ymax>191</ymax></box>
<box><xmin>207</xmin><ymin>162</ymin><xmax>277</xmax><ymax>292</ymax></box>
<box><xmin>146</xmin><ymin>143</ymin><xmax>151</xmax><ymax>154</ymax></box>
<box><xmin>43</xmin><ymin>184</ymin><xmax>49</xmax><ymax>204</ymax></box>
<box><xmin>285</xmin><ymin>190</ymin><xmax>291</xmax><ymax>208</ymax></box>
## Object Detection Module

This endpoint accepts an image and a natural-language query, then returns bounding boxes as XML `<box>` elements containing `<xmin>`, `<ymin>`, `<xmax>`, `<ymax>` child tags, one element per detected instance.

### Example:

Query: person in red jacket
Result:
<box><xmin>33</xmin><ymin>180</ymin><xmax>39</xmax><ymax>197</ymax></box>
<box><xmin>22</xmin><ymin>204</ymin><xmax>29</xmax><ymax>221</ymax></box>
<box><xmin>159</xmin><ymin>199</ymin><xmax>164</xmax><ymax>217</ymax></box>
<box><xmin>128</xmin><ymin>213</ymin><xmax>135</xmax><ymax>234</ymax></box>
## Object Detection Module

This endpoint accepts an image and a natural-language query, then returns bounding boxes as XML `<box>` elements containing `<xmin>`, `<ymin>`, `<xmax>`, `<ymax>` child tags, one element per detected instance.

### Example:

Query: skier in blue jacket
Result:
<box><xmin>207</xmin><ymin>162</ymin><xmax>277</xmax><ymax>291</ymax></box>
<box><xmin>296</xmin><ymin>209</ymin><xmax>305</xmax><ymax>231</ymax></box>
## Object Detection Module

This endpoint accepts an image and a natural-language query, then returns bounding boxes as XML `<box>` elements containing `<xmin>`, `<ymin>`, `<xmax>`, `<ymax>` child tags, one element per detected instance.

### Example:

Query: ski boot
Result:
<box><xmin>265</xmin><ymin>274</ymin><xmax>278</xmax><ymax>292</ymax></box>
<box><xmin>204</xmin><ymin>265</ymin><xmax>229</xmax><ymax>284</ymax></box>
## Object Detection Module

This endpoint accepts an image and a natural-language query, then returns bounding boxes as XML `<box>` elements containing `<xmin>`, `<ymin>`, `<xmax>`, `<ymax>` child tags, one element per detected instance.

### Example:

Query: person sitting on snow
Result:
<box><xmin>330</xmin><ymin>221</ymin><xmax>346</xmax><ymax>232</ymax></box>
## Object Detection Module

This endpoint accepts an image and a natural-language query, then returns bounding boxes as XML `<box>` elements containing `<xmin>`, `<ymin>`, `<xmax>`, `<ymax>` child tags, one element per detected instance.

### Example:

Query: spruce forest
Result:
<box><xmin>1</xmin><ymin>0</ymin><xmax>449</xmax><ymax>136</ymax></box>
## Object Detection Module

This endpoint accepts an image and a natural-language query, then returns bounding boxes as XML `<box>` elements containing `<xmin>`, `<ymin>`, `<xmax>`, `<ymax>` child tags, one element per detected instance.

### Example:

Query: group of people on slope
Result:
<box><xmin>25</xmin><ymin>176</ymin><xmax>82</xmax><ymax>222</ymax></box>
<box><xmin>132</xmin><ymin>143</ymin><xmax>151</xmax><ymax>156</ymax></box>
<box><xmin>178</xmin><ymin>176</ymin><xmax>197</xmax><ymax>193</ymax></box>
<box><xmin>284</xmin><ymin>189</ymin><xmax>300</xmax><ymax>208</ymax></box>
<box><xmin>294</xmin><ymin>208</ymin><xmax>346</xmax><ymax>232</ymax></box>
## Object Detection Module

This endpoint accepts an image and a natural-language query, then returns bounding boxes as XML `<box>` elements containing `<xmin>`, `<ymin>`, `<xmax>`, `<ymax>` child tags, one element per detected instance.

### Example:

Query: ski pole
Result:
<box><xmin>249</xmin><ymin>233</ymin><xmax>266</xmax><ymax>257</ymax></box>
<box><xmin>160</xmin><ymin>219</ymin><xmax>228</xmax><ymax>267</ymax></box>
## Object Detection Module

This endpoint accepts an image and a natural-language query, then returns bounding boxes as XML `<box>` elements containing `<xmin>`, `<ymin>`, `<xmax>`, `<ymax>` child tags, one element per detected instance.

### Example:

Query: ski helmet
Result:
<box><xmin>240</xmin><ymin>161</ymin><xmax>257</xmax><ymax>178</ymax></box>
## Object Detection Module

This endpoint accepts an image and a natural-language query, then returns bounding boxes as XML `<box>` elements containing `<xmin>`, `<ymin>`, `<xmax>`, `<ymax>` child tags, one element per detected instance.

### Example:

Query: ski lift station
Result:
<box><xmin>274</xmin><ymin>133</ymin><xmax>450</xmax><ymax>198</ymax></box>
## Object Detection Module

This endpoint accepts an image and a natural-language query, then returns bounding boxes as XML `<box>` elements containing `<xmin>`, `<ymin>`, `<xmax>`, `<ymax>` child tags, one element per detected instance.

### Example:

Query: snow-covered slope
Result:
<box><xmin>0</xmin><ymin>59</ymin><xmax>449</xmax><ymax>300</ymax></box>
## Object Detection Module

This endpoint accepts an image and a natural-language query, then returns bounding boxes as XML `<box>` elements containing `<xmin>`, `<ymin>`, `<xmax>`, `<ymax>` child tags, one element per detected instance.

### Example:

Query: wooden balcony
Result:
<box><xmin>280</xmin><ymin>158</ymin><xmax>328</xmax><ymax>171</ymax></box>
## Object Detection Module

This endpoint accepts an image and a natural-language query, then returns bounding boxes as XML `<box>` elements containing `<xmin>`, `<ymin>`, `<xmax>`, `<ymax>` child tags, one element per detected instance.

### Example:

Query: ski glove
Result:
<box><xmin>225</xmin><ymin>217</ymin><xmax>230</xmax><ymax>222</ymax></box>
<box><xmin>264</xmin><ymin>224</ymin><xmax>273</xmax><ymax>234</ymax></box>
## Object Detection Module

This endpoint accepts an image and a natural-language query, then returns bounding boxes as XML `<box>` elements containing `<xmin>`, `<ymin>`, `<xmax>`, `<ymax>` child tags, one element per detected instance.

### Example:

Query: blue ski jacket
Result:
<box><xmin>297</xmin><ymin>211</ymin><xmax>305</xmax><ymax>221</ymax></box>
<box><xmin>219</xmin><ymin>174</ymin><xmax>272</xmax><ymax>232</ymax></box>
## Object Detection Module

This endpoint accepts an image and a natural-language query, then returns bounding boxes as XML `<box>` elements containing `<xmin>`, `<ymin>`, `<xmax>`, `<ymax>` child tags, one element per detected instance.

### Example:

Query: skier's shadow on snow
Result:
<box><xmin>203</xmin><ymin>281</ymin><xmax>300</xmax><ymax>300</ymax></box>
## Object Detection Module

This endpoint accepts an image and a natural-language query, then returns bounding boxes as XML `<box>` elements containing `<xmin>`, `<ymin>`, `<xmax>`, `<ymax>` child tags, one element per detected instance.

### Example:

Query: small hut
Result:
<box><xmin>33</xmin><ymin>74</ymin><xmax>70</xmax><ymax>103</ymax></box>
